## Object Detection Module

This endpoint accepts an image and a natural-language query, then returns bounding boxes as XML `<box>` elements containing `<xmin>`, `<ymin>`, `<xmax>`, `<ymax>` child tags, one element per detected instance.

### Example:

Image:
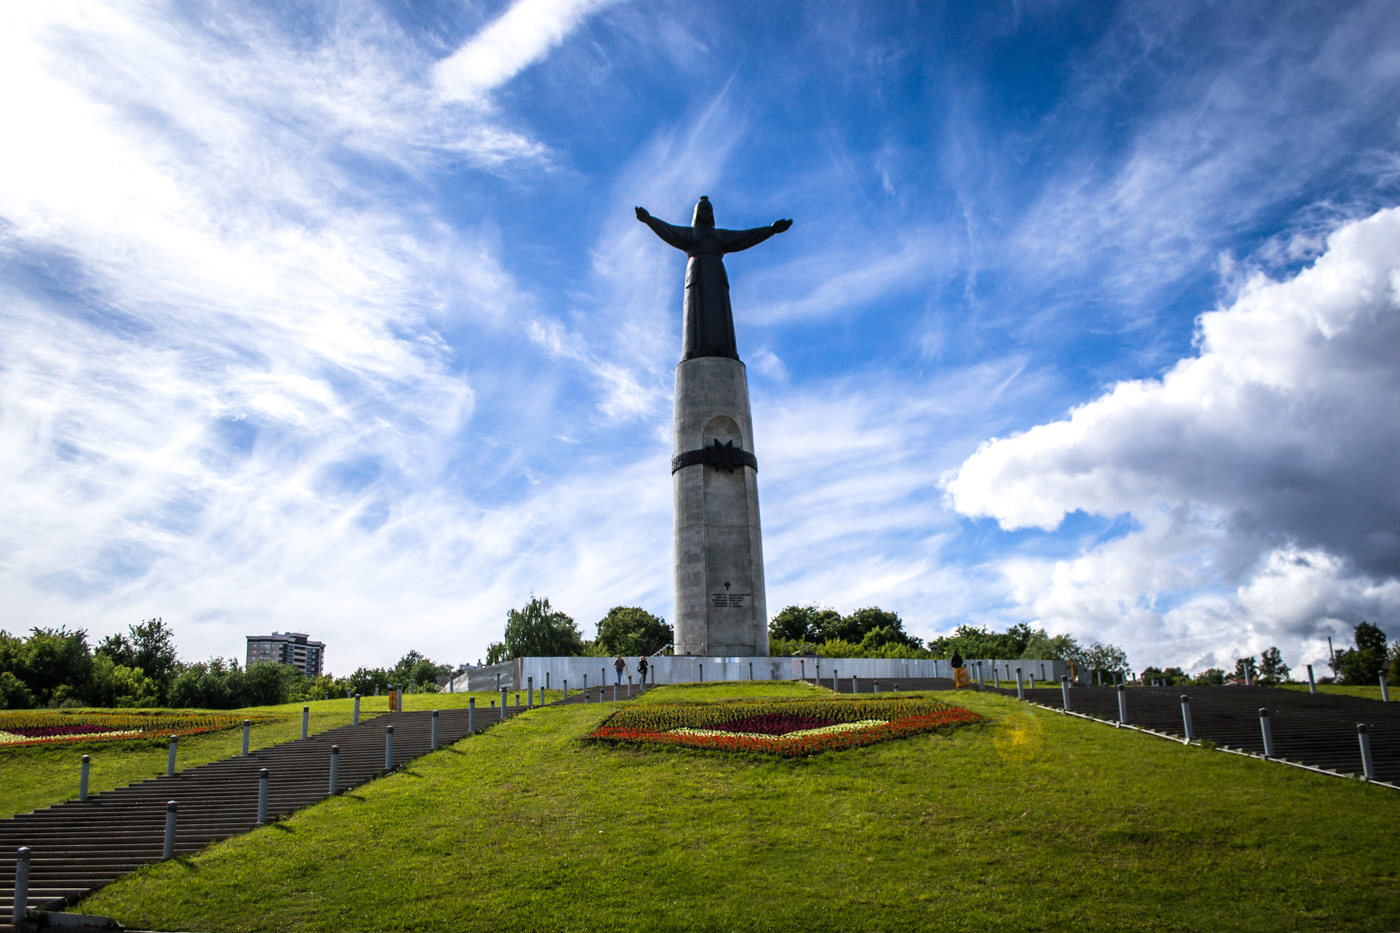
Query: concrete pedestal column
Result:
<box><xmin>672</xmin><ymin>357</ymin><xmax>768</xmax><ymax>657</ymax></box>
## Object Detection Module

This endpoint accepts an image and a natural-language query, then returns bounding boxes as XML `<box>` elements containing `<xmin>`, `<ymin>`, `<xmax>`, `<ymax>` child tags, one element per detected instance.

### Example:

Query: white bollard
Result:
<box><xmin>242</xmin><ymin>719</ymin><xmax>251</xmax><ymax>756</ymax></box>
<box><xmin>80</xmin><ymin>754</ymin><xmax>90</xmax><ymax>801</ymax></box>
<box><xmin>1015</xmin><ymin>668</ymin><xmax>1025</xmax><ymax>701</ymax></box>
<box><xmin>1358</xmin><ymin>724</ymin><xmax>1375</xmax><ymax>780</ymax></box>
<box><xmin>431</xmin><ymin>710</ymin><xmax>439</xmax><ymax>750</ymax></box>
<box><xmin>1060</xmin><ymin>675</ymin><xmax>1071</xmax><ymax>712</ymax></box>
<box><xmin>302</xmin><ymin>705</ymin><xmax>309</xmax><ymax>740</ymax></box>
<box><xmin>1117</xmin><ymin>685</ymin><xmax>1128</xmax><ymax>725</ymax></box>
<box><xmin>13</xmin><ymin>846</ymin><xmax>30</xmax><ymax>926</ymax></box>
<box><xmin>1180</xmin><ymin>695</ymin><xmax>1194</xmax><ymax>742</ymax></box>
<box><xmin>167</xmin><ymin>735</ymin><xmax>178</xmax><ymax>777</ymax></box>
<box><xmin>385</xmin><ymin>726</ymin><xmax>394</xmax><ymax>772</ymax></box>
<box><xmin>164</xmin><ymin>800</ymin><xmax>177</xmax><ymax>858</ymax></box>
<box><xmin>1259</xmin><ymin>708</ymin><xmax>1274</xmax><ymax>758</ymax></box>
<box><xmin>329</xmin><ymin>745</ymin><xmax>339</xmax><ymax>795</ymax></box>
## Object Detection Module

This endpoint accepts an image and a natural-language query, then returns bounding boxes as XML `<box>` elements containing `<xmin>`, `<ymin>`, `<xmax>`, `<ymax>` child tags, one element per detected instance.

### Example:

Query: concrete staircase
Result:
<box><xmin>0</xmin><ymin>705</ymin><xmax>503</xmax><ymax>928</ymax></box>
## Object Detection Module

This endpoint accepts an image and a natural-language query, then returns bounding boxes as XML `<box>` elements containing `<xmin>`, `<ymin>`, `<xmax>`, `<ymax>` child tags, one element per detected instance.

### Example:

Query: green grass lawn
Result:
<box><xmin>72</xmin><ymin>683</ymin><xmax>1400</xmax><ymax>933</ymax></box>
<box><xmin>0</xmin><ymin>690</ymin><xmax>553</xmax><ymax>820</ymax></box>
<box><xmin>1277</xmin><ymin>682</ymin><xmax>1391</xmax><ymax>701</ymax></box>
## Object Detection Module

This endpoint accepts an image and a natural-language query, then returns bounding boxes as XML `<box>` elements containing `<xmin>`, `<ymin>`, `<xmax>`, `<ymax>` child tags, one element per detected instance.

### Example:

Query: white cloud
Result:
<box><xmin>945</xmin><ymin>207</ymin><xmax>1400</xmax><ymax>669</ymax></box>
<box><xmin>434</xmin><ymin>0</ymin><xmax>624</xmax><ymax>104</ymax></box>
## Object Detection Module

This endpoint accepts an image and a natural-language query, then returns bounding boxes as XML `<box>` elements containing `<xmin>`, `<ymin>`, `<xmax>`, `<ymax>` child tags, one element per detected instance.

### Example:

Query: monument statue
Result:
<box><xmin>636</xmin><ymin>196</ymin><xmax>791</xmax><ymax>657</ymax></box>
<box><xmin>635</xmin><ymin>197</ymin><xmax>792</xmax><ymax>361</ymax></box>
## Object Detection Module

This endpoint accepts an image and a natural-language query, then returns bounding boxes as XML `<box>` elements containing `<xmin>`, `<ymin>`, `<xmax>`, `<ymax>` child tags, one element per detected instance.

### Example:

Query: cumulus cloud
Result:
<box><xmin>945</xmin><ymin>207</ymin><xmax>1400</xmax><ymax>668</ymax></box>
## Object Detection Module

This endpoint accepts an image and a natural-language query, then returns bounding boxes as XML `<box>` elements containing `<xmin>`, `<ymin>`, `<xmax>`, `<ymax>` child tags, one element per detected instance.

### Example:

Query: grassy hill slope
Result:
<box><xmin>77</xmin><ymin>685</ymin><xmax>1399</xmax><ymax>933</ymax></box>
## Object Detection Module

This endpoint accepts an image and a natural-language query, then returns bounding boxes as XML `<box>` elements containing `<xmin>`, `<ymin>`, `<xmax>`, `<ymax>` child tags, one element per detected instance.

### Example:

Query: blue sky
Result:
<box><xmin>3</xmin><ymin>0</ymin><xmax>1399</xmax><ymax>674</ymax></box>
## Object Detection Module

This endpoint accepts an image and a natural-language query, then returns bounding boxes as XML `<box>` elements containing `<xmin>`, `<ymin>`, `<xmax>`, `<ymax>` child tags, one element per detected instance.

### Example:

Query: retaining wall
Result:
<box><xmin>452</xmin><ymin>657</ymin><xmax>1070</xmax><ymax>692</ymax></box>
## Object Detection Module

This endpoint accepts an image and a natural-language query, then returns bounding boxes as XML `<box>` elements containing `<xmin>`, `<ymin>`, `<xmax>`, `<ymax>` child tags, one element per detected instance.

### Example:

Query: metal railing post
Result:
<box><xmin>468</xmin><ymin>698</ymin><xmax>476</xmax><ymax>733</ymax></box>
<box><xmin>1381</xmin><ymin>674</ymin><xmax>1390</xmax><ymax>703</ymax></box>
<box><xmin>873</xmin><ymin>679</ymin><xmax>880</xmax><ymax>694</ymax></box>
<box><xmin>628</xmin><ymin>676</ymin><xmax>633</xmax><ymax>698</ymax></box>
<box><xmin>1358</xmin><ymin>724</ymin><xmax>1375</xmax><ymax>780</ymax></box>
<box><xmin>528</xmin><ymin>677</ymin><xmax>534</xmax><ymax>709</ymax></box>
<box><xmin>302</xmin><ymin>705</ymin><xmax>309</xmax><ymax>740</ymax></box>
<box><xmin>431</xmin><ymin>710</ymin><xmax>439</xmax><ymax>750</ymax></box>
<box><xmin>1180</xmin><ymin>695</ymin><xmax>1194</xmax><ymax>742</ymax></box>
<box><xmin>1259</xmin><ymin>708</ymin><xmax>1274</xmax><ymax>758</ymax></box>
<box><xmin>500</xmin><ymin>687</ymin><xmax>507</xmax><ymax>716</ymax></box>
<box><xmin>164</xmin><ymin>800</ymin><xmax>177</xmax><ymax>858</ymax></box>
<box><xmin>1015</xmin><ymin>668</ymin><xmax>1024</xmax><ymax>701</ymax></box>
<box><xmin>242</xmin><ymin>719</ymin><xmax>251</xmax><ymax>756</ymax></box>
<box><xmin>1060</xmin><ymin>675</ymin><xmax>1071</xmax><ymax>712</ymax></box>
<box><xmin>1117</xmin><ymin>684</ymin><xmax>1128</xmax><ymax>725</ymax></box>
<box><xmin>167</xmin><ymin>735</ymin><xmax>178</xmax><ymax>777</ymax></box>
<box><xmin>563</xmin><ymin>679</ymin><xmax>568</xmax><ymax>700</ymax></box>
<box><xmin>385</xmin><ymin>726</ymin><xmax>394</xmax><ymax>772</ymax></box>
<box><xmin>329</xmin><ymin>745</ymin><xmax>339</xmax><ymax>795</ymax></box>
<box><xmin>354</xmin><ymin>694</ymin><xmax>361</xmax><ymax>725</ymax></box>
<box><xmin>1306</xmin><ymin>665</ymin><xmax>1316</xmax><ymax>694</ymax></box>
<box><xmin>852</xmin><ymin>675</ymin><xmax>858</xmax><ymax>694</ymax></box>
<box><xmin>12</xmin><ymin>846</ymin><xmax>30</xmax><ymax>926</ymax></box>
<box><xmin>80</xmin><ymin>754</ymin><xmax>90</xmax><ymax>801</ymax></box>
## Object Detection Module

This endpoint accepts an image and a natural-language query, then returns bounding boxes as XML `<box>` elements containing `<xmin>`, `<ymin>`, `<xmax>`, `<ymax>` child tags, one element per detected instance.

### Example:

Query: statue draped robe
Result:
<box><xmin>637</xmin><ymin>215</ymin><xmax>784</xmax><ymax>362</ymax></box>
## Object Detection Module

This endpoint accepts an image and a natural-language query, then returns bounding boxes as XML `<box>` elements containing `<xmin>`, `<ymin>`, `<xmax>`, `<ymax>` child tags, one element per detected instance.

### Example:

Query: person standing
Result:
<box><xmin>614</xmin><ymin>655</ymin><xmax>626</xmax><ymax>685</ymax></box>
<box><xmin>637</xmin><ymin>655</ymin><xmax>649</xmax><ymax>685</ymax></box>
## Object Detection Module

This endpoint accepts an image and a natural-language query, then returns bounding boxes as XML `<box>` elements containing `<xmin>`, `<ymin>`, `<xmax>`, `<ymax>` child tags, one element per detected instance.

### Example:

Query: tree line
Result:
<box><xmin>0</xmin><ymin>620</ymin><xmax>456</xmax><ymax>710</ymax></box>
<box><xmin>480</xmin><ymin>598</ymin><xmax>1132</xmax><ymax>677</ymax></box>
<box><xmin>769</xmin><ymin>605</ymin><xmax>1130</xmax><ymax>677</ymax></box>
<box><xmin>484</xmin><ymin>598</ymin><xmax>672</xmax><ymax>663</ymax></box>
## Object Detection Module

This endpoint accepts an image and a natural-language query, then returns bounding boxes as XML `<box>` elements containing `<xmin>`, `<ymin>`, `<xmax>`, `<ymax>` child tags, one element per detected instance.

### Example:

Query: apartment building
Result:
<box><xmin>245</xmin><ymin>631</ymin><xmax>325</xmax><ymax>677</ymax></box>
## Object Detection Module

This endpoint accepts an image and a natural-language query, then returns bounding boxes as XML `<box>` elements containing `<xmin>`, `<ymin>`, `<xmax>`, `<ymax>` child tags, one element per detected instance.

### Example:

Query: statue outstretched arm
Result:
<box><xmin>717</xmin><ymin>219</ymin><xmax>793</xmax><ymax>253</ymax></box>
<box><xmin>635</xmin><ymin>206</ymin><xmax>694</xmax><ymax>251</ymax></box>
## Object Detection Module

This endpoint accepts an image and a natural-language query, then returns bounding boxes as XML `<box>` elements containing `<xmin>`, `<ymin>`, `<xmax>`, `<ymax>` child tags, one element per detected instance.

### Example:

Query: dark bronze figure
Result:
<box><xmin>635</xmin><ymin>196</ymin><xmax>792</xmax><ymax>362</ymax></box>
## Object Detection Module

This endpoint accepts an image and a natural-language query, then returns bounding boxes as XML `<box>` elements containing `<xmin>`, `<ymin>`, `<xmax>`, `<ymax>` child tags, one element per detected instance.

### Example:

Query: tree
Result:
<box><xmin>1233</xmin><ymin>656</ymin><xmax>1257</xmax><ymax>683</ymax></box>
<box><xmin>242</xmin><ymin>660</ymin><xmax>301</xmax><ymax>706</ymax></box>
<box><xmin>7</xmin><ymin>628</ymin><xmax>94</xmax><ymax>704</ymax></box>
<box><xmin>1258</xmin><ymin>647</ymin><xmax>1291</xmax><ymax>685</ymax></box>
<box><xmin>1334</xmin><ymin>621</ymin><xmax>1388</xmax><ymax>686</ymax></box>
<box><xmin>97</xmin><ymin>618</ymin><xmax>179</xmax><ymax>700</ymax></box>
<box><xmin>392</xmin><ymin>652</ymin><xmax>452</xmax><ymax>690</ymax></box>
<box><xmin>347</xmin><ymin>667</ymin><xmax>393</xmax><ymax>695</ymax></box>
<box><xmin>168</xmin><ymin>658</ymin><xmax>241</xmax><ymax>709</ymax></box>
<box><xmin>769</xmin><ymin>605</ymin><xmax>841</xmax><ymax>643</ymax></box>
<box><xmin>500</xmin><ymin>597</ymin><xmax>585</xmax><ymax>660</ymax></box>
<box><xmin>1196</xmin><ymin>667</ymin><xmax>1226</xmax><ymax>686</ymax></box>
<box><xmin>0</xmin><ymin>672</ymin><xmax>34</xmax><ymax>709</ymax></box>
<box><xmin>823</xmin><ymin>608</ymin><xmax>921</xmax><ymax>648</ymax></box>
<box><xmin>594</xmin><ymin>607</ymin><xmax>672</xmax><ymax>657</ymax></box>
<box><xmin>86</xmin><ymin>655</ymin><xmax>159</xmax><ymax>707</ymax></box>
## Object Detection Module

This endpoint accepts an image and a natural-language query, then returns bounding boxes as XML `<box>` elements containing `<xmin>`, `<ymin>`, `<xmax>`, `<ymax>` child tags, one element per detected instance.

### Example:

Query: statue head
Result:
<box><xmin>692</xmin><ymin>196</ymin><xmax>715</xmax><ymax>228</ymax></box>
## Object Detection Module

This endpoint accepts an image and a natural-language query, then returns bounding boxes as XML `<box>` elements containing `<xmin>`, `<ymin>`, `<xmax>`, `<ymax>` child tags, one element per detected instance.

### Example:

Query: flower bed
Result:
<box><xmin>585</xmin><ymin>695</ymin><xmax>981</xmax><ymax>757</ymax></box>
<box><xmin>0</xmin><ymin>710</ymin><xmax>271</xmax><ymax>748</ymax></box>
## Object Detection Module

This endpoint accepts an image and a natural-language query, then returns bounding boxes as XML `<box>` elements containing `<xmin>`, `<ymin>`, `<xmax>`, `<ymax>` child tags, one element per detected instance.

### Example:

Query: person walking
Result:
<box><xmin>614</xmin><ymin>655</ymin><xmax>626</xmax><ymax>685</ymax></box>
<box><xmin>637</xmin><ymin>655</ymin><xmax>649</xmax><ymax>685</ymax></box>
